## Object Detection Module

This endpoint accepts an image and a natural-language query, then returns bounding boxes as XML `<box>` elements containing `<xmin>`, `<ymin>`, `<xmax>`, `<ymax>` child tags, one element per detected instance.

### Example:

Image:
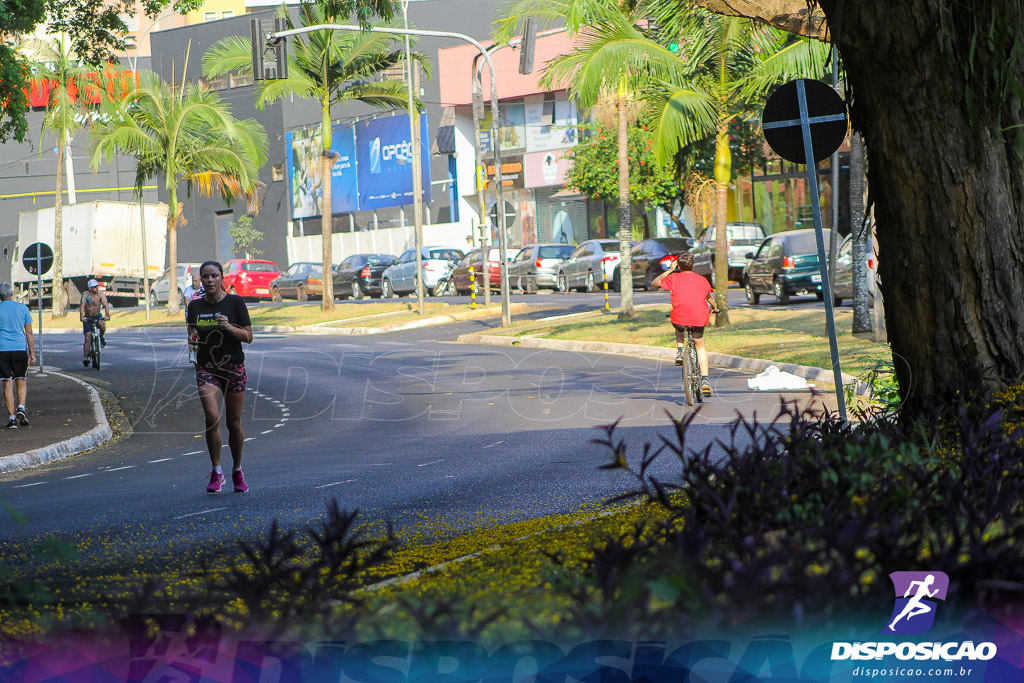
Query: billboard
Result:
<box><xmin>355</xmin><ymin>112</ymin><xmax>432</xmax><ymax>211</ymax></box>
<box><xmin>524</xmin><ymin>96</ymin><xmax>578</xmax><ymax>152</ymax></box>
<box><xmin>286</xmin><ymin>125</ymin><xmax>359</xmax><ymax>219</ymax></box>
<box><xmin>524</xmin><ymin>149</ymin><xmax>570</xmax><ymax>188</ymax></box>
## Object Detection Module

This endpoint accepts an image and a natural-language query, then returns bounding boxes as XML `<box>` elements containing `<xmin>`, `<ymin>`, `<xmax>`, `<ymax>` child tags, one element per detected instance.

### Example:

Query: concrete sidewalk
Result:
<box><xmin>0</xmin><ymin>369</ymin><xmax>112</xmax><ymax>473</ymax></box>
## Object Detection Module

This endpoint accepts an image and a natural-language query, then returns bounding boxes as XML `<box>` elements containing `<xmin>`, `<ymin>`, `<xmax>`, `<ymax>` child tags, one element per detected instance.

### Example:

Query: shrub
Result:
<box><xmin>548</xmin><ymin>398</ymin><xmax>1024</xmax><ymax>638</ymax></box>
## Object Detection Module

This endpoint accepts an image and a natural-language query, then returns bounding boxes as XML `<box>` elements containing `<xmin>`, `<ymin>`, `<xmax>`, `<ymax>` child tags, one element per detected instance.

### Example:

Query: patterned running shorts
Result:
<box><xmin>196</xmin><ymin>361</ymin><xmax>247</xmax><ymax>394</ymax></box>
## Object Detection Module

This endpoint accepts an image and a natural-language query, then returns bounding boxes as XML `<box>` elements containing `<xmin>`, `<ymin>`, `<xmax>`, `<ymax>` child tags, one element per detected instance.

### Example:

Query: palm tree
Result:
<box><xmin>32</xmin><ymin>35</ymin><xmax>95</xmax><ymax>317</ymax></box>
<box><xmin>90</xmin><ymin>70</ymin><xmax>268</xmax><ymax>315</ymax></box>
<box><xmin>203</xmin><ymin>0</ymin><xmax>425</xmax><ymax>311</ymax></box>
<box><xmin>495</xmin><ymin>0</ymin><xmax>685</xmax><ymax>318</ymax></box>
<box><xmin>645</xmin><ymin>4</ymin><xmax>830</xmax><ymax>324</ymax></box>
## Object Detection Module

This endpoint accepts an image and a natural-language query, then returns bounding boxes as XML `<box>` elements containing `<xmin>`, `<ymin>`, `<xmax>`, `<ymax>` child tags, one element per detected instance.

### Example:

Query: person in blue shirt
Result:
<box><xmin>0</xmin><ymin>282</ymin><xmax>35</xmax><ymax>428</ymax></box>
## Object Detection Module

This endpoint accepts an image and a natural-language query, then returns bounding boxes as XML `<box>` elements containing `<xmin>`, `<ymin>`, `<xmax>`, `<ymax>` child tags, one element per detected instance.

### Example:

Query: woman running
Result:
<box><xmin>186</xmin><ymin>260</ymin><xmax>254</xmax><ymax>493</ymax></box>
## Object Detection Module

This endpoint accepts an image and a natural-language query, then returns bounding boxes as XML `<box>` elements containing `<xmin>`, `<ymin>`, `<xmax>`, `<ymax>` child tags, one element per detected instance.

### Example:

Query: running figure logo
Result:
<box><xmin>882</xmin><ymin>571</ymin><xmax>949</xmax><ymax>634</ymax></box>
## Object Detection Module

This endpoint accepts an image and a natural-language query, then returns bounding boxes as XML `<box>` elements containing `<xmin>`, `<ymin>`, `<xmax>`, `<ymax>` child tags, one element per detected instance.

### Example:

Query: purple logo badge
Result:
<box><xmin>882</xmin><ymin>571</ymin><xmax>949</xmax><ymax>634</ymax></box>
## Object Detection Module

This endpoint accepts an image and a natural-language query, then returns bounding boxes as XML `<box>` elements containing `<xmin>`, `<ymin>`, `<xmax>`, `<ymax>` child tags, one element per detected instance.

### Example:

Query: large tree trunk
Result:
<box><xmin>819</xmin><ymin>0</ymin><xmax>1024</xmax><ymax>417</ymax></box>
<box><xmin>687</xmin><ymin>0</ymin><xmax>828</xmax><ymax>40</ymax></box>
<box><xmin>52</xmin><ymin>137</ymin><xmax>66</xmax><ymax>318</ymax></box>
<box><xmin>848</xmin><ymin>131</ymin><xmax>871</xmax><ymax>334</ymax></box>
<box><xmin>617</xmin><ymin>90</ymin><xmax>635</xmax><ymax>319</ymax></box>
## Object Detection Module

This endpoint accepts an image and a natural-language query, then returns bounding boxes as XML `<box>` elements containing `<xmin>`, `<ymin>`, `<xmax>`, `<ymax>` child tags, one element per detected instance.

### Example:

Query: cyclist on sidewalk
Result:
<box><xmin>652</xmin><ymin>252</ymin><xmax>718</xmax><ymax>397</ymax></box>
<box><xmin>80</xmin><ymin>279</ymin><xmax>111</xmax><ymax>367</ymax></box>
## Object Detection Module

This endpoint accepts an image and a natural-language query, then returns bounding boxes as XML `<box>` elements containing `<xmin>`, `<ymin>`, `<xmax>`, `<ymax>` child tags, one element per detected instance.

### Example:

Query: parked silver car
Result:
<box><xmin>149</xmin><ymin>262</ymin><xmax>201</xmax><ymax>307</ymax></box>
<box><xmin>509</xmin><ymin>243</ymin><xmax>575</xmax><ymax>293</ymax></box>
<box><xmin>832</xmin><ymin>231</ymin><xmax>878</xmax><ymax>306</ymax></box>
<box><xmin>691</xmin><ymin>222</ymin><xmax>767</xmax><ymax>286</ymax></box>
<box><xmin>556</xmin><ymin>239</ymin><xmax>626</xmax><ymax>293</ymax></box>
<box><xmin>381</xmin><ymin>246</ymin><xmax>464</xmax><ymax>298</ymax></box>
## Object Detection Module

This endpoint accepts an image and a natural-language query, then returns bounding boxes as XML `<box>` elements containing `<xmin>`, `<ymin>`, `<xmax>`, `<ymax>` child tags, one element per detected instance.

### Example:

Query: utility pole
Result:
<box><xmin>402</xmin><ymin>0</ymin><xmax>425</xmax><ymax>315</ymax></box>
<box><xmin>268</xmin><ymin>22</ymin><xmax>511</xmax><ymax>325</ymax></box>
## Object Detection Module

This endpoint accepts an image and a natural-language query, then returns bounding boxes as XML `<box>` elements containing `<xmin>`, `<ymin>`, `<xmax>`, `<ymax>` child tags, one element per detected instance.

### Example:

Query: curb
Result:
<box><xmin>456</xmin><ymin>333</ymin><xmax>872</xmax><ymax>397</ymax></box>
<box><xmin>34</xmin><ymin>303</ymin><xmax>532</xmax><ymax>337</ymax></box>
<box><xmin>0</xmin><ymin>369</ymin><xmax>114</xmax><ymax>474</ymax></box>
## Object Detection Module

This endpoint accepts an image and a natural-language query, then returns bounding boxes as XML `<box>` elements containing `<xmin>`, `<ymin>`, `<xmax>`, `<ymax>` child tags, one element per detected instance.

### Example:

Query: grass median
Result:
<box><xmin>493</xmin><ymin>305</ymin><xmax>891</xmax><ymax>378</ymax></box>
<box><xmin>35</xmin><ymin>301</ymin><xmax>452</xmax><ymax>330</ymax></box>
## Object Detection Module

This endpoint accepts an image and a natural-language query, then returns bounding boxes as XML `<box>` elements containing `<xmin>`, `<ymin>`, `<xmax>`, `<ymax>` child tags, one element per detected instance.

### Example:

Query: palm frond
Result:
<box><xmin>646</xmin><ymin>81</ymin><xmax>720</xmax><ymax>165</ymax></box>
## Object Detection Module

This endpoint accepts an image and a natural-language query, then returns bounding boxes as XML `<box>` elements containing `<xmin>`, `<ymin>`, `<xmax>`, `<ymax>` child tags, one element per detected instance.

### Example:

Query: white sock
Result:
<box><xmin>214</xmin><ymin>466</ymin><xmax>223</xmax><ymax>474</ymax></box>
<box><xmin>233</xmin><ymin>467</ymin><xmax>242</xmax><ymax>472</ymax></box>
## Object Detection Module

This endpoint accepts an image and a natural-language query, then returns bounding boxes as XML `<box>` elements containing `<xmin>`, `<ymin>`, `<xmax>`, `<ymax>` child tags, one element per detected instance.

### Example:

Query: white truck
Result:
<box><xmin>12</xmin><ymin>200</ymin><xmax>168</xmax><ymax>307</ymax></box>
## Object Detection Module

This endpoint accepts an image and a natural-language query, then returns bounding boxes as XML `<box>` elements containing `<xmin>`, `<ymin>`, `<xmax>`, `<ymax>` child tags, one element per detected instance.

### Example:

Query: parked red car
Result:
<box><xmin>221</xmin><ymin>259</ymin><xmax>280</xmax><ymax>299</ymax></box>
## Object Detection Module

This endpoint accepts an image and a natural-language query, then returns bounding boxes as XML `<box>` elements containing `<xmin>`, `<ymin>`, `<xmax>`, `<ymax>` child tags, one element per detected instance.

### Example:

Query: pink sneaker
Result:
<box><xmin>207</xmin><ymin>471</ymin><xmax>225</xmax><ymax>493</ymax></box>
<box><xmin>232</xmin><ymin>469</ymin><xmax>249</xmax><ymax>493</ymax></box>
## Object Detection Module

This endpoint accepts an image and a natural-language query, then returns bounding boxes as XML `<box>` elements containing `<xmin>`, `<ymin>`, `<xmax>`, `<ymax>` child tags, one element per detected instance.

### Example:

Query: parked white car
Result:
<box><xmin>381</xmin><ymin>246</ymin><xmax>465</xmax><ymax>297</ymax></box>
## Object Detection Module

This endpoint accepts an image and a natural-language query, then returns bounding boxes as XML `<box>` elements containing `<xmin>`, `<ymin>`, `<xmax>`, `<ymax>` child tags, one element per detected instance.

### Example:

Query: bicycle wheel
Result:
<box><xmin>682</xmin><ymin>339</ymin><xmax>696</xmax><ymax>406</ymax></box>
<box><xmin>689</xmin><ymin>340</ymin><xmax>703</xmax><ymax>403</ymax></box>
<box><xmin>92</xmin><ymin>338</ymin><xmax>101</xmax><ymax>370</ymax></box>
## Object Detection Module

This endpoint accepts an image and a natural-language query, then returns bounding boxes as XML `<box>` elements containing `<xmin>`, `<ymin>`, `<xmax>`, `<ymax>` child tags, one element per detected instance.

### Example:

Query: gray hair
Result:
<box><xmin>0</xmin><ymin>283</ymin><xmax>13</xmax><ymax>300</ymax></box>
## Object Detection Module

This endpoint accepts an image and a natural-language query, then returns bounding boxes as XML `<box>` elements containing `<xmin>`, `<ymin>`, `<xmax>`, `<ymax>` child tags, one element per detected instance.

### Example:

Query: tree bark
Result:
<box><xmin>849</xmin><ymin>131</ymin><xmax>871</xmax><ymax>334</ymax></box>
<box><xmin>321</xmin><ymin>150</ymin><xmax>336</xmax><ymax>311</ymax></box>
<box><xmin>617</xmin><ymin>90</ymin><xmax>635</xmax><ymax>319</ymax></box>
<box><xmin>52</xmin><ymin>136</ymin><xmax>66</xmax><ymax>318</ymax></box>
<box><xmin>167</xmin><ymin>186</ymin><xmax>179</xmax><ymax>316</ymax></box>
<box><xmin>685</xmin><ymin>0</ymin><xmax>827</xmax><ymax>40</ymax></box>
<box><xmin>817</xmin><ymin>0</ymin><xmax>1024</xmax><ymax>416</ymax></box>
<box><xmin>712</xmin><ymin>124</ymin><xmax>730</xmax><ymax>326</ymax></box>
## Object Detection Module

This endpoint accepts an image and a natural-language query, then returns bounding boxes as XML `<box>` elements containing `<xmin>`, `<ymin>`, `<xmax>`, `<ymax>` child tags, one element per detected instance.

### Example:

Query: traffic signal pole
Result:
<box><xmin>265</xmin><ymin>22</ymin><xmax>511</xmax><ymax>325</ymax></box>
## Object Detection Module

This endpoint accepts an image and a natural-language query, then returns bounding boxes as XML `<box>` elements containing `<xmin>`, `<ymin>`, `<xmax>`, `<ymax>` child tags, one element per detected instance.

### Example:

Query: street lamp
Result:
<box><xmin>402</xmin><ymin>0</ymin><xmax>425</xmax><ymax>315</ymax></box>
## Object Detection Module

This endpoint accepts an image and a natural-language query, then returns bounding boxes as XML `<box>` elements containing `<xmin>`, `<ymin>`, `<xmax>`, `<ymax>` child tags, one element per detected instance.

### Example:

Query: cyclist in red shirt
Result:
<box><xmin>652</xmin><ymin>252</ymin><xmax>719</xmax><ymax>397</ymax></box>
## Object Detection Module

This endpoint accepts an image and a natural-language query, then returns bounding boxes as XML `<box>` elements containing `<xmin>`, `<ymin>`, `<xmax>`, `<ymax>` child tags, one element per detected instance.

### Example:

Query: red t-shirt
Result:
<box><xmin>660</xmin><ymin>271</ymin><xmax>713</xmax><ymax>326</ymax></box>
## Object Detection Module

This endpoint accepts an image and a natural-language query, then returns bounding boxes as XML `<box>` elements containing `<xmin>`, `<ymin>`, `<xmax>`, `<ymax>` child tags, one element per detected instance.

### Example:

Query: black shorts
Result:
<box><xmin>83</xmin><ymin>314</ymin><xmax>104</xmax><ymax>335</ymax></box>
<box><xmin>0</xmin><ymin>351</ymin><xmax>28</xmax><ymax>380</ymax></box>
<box><xmin>672</xmin><ymin>323</ymin><xmax>705</xmax><ymax>339</ymax></box>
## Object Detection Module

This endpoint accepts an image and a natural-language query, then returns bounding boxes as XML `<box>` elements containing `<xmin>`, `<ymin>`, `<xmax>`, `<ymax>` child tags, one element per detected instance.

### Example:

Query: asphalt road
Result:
<box><xmin>0</xmin><ymin>287</ymin><xmax>832</xmax><ymax>573</ymax></box>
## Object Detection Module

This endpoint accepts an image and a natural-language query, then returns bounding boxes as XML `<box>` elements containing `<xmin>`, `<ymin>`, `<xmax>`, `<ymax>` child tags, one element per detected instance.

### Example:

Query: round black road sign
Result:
<box><xmin>22</xmin><ymin>242</ymin><xmax>53</xmax><ymax>276</ymax></box>
<box><xmin>761</xmin><ymin>79</ymin><xmax>848</xmax><ymax>164</ymax></box>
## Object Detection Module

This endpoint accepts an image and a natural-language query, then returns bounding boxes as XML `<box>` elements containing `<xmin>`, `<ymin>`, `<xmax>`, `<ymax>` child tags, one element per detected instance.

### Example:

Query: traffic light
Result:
<box><xmin>270</xmin><ymin>17</ymin><xmax>288</xmax><ymax>80</ymax></box>
<box><xmin>518</xmin><ymin>18</ymin><xmax>537</xmax><ymax>75</ymax></box>
<box><xmin>249</xmin><ymin>18</ymin><xmax>265</xmax><ymax>80</ymax></box>
<box><xmin>250</xmin><ymin>17</ymin><xmax>288</xmax><ymax>80</ymax></box>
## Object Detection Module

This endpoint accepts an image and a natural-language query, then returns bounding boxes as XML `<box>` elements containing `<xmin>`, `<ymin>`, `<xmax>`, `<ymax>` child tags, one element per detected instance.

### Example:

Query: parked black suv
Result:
<box><xmin>625</xmin><ymin>237</ymin><xmax>696</xmax><ymax>290</ymax></box>
<box><xmin>333</xmin><ymin>253</ymin><xmax>397</xmax><ymax>299</ymax></box>
<box><xmin>742</xmin><ymin>229</ymin><xmax>823</xmax><ymax>304</ymax></box>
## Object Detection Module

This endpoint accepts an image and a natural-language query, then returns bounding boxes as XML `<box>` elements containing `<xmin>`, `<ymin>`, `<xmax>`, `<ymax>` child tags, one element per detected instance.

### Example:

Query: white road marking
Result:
<box><xmin>260</xmin><ymin>430</ymin><xmax>273</xmax><ymax>435</ymax></box>
<box><xmin>106</xmin><ymin>466</ymin><xmax>134</xmax><ymax>472</ymax></box>
<box><xmin>175</xmin><ymin>507</ymin><xmax>227</xmax><ymax>520</ymax></box>
<box><xmin>244</xmin><ymin>437</ymin><xmax>255</xmax><ymax>442</ymax></box>
<box><xmin>274</xmin><ymin>423</ymin><xmax>285</xmax><ymax>428</ymax></box>
<box><xmin>377</xmin><ymin>341</ymin><xmax>413</xmax><ymax>346</ymax></box>
<box><xmin>417</xmin><ymin>460</ymin><xmax>443</xmax><ymax>467</ymax></box>
<box><xmin>16</xmin><ymin>482</ymin><xmax>46</xmax><ymax>488</ymax></box>
<box><xmin>315</xmin><ymin>479</ymin><xmax>356</xmax><ymax>489</ymax></box>
<box><xmin>182</xmin><ymin>450</ymin><xmax>203</xmax><ymax>455</ymax></box>
<box><xmin>148</xmin><ymin>458</ymin><xmax>173</xmax><ymax>463</ymax></box>
<box><xmin>483</xmin><ymin>440</ymin><xmax>504</xmax><ymax>449</ymax></box>
<box><xmin>65</xmin><ymin>473</ymin><xmax>93</xmax><ymax>480</ymax></box>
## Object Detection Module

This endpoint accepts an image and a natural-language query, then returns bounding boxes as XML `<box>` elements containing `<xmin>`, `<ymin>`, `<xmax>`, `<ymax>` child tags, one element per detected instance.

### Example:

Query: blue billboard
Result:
<box><xmin>286</xmin><ymin>124</ymin><xmax>359</xmax><ymax>219</ymax></box>
<box><xmin>355</xmin><ymin>112</ymin><xmax>431</xmax><ymax>211</ymax></box>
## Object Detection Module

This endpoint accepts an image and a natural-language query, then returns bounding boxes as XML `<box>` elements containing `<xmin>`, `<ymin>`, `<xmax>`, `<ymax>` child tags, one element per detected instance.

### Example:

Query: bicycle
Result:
<box><xmin>667</xmin><ymin>306</ymin><xmax>717</xmax><ymax>406</ymax></box>
<box><xmin>88</xmin><ymin>331</ymin><xmax>101</xmax><ymax>370</ymax></box>
<box><xmin>679</xmin><ymin>326</ymin><xmax>702</xmax><ymax>406</ymax></box>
